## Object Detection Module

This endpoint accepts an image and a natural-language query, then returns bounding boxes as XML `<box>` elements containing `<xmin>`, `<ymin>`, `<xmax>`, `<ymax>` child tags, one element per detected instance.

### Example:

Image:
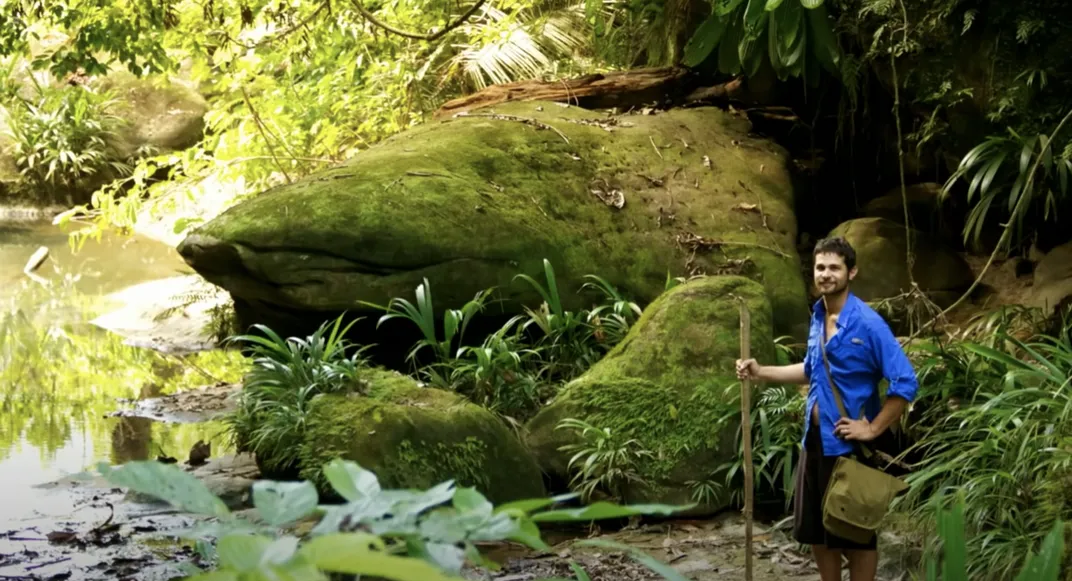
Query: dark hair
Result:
<box><xmin>812</xmin><ymin>236</ymin><xmax>856</xmax><ymax>270</ymax></box>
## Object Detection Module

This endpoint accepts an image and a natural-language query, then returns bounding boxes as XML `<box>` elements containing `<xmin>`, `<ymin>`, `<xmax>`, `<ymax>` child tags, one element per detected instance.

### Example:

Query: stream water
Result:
<box><xmin>0</xmin><ymin>219</ymin><xmax>234</xmax><ymax>524</ymax></box>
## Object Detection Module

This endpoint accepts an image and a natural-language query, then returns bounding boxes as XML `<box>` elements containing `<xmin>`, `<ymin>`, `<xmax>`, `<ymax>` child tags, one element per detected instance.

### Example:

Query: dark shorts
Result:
<box><xmin>792</xmin><ymin>423</ymin><xmax>878</xmax><ymax>550</ymax></box>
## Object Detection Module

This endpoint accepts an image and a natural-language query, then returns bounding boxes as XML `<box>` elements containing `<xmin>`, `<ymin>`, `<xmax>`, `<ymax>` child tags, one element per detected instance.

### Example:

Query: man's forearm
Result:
<box><xmin>869</xmin><ymin>396</ymin><xmax>908</xmax><ymax>436</ymax></box>
<box><xmin>756</xmin><ymin>362</ymin><xmax>807</xmax><ymax>384</ymax></box>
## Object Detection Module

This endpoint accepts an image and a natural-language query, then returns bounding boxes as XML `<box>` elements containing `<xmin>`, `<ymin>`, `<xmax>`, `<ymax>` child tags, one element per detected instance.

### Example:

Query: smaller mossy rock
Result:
<box><xmin>524</xmin><ymin>275</ymin><xmax>775</xmax><ymax>514</ymax></box>
<box><xmin>862</xmin><ymin>183</ymin><xmax>960</xmax><ymax>239</ymax></box>
<box><xmin>293</xmin><ymin>368</ymin><xmax>545</xmax><ymax>504</ymax></box>
<box><xmin>827</xmin><ymin>217</ymin><xmax>973</xmax><ymax>305</ymax></box>
<box><xmin>1028</xmin><ymin>241</ymin><xmax>1072</xmax><ymax>314</ymax></box>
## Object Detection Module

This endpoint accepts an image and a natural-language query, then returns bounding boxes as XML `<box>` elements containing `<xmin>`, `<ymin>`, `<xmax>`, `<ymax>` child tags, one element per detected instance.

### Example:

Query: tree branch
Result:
<box><xmin>222</xmin><ymin>1</ymin><xmax>332</xmax><ymax>49</ymax></box>
<box><xmin>240</xmin><ymin>87</ymin><xmax>292</xmax><ymax>183</ymax></box>
<box><xmin>349</xmin><ymin>0</ymin><xmax>487</xmax><ymax>41</ymax></box>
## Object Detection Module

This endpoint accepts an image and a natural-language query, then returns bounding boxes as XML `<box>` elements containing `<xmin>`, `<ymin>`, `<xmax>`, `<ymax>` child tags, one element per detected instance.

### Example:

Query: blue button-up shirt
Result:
<box><xmin>802</xmin><ymin>292</ymin><xmax>919</xmax><ymax>456</ymax></box>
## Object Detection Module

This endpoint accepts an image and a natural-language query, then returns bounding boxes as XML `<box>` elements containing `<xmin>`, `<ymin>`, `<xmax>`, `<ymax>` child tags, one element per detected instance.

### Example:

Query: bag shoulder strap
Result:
<box><xmin>819</xmin><ymin>323</ymin><xmax>851</xmax><ymax>420</ymax></box>
<box><xmin>819</xmin><ymin>315</ymin><xmax>875</xmax><ymax>459</ymax></box>
<box><xmin>818</xmin><ymin>311</ymin><xmax>913</xmax><ymax>471</ymax></box>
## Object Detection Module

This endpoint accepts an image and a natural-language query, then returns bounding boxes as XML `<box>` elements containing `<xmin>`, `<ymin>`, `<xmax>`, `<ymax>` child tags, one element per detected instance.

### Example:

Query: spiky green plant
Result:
<box><xmin>514</xmin><ymin>259</ymin><xmax>603</xmax><ymax>380</ymax></box>
<box><xmin>225</xmin><ymin>316</ymin><xmax>372</xmax><ymax>472</ymax></box>
<box><xmin>556</xmin><ymin>417</ymin><xmax>654</xmax><ymax>503</ymax></box>
<box><xmin>941</xmin><ymin>111</ymin><xmax>1072</xmax><ymax>252</ymax></box>
<box><xmin>2</xmin><ymin>84</ymin><xmax>132</xmax><ymax>197</ymax></box>
<box><xmin>898</xmin><ymin>316</ymin><xmax>1072</xmax><ymax>580</ymax></box>
<box><xmin>367</xmin><ymin>279</ymin><xmax>494</xmax><ymax>370</ymax></box>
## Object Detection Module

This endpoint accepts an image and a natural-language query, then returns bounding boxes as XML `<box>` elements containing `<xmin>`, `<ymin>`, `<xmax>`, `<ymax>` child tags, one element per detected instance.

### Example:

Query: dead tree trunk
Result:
<box><xmin>434</xmin><ymin>66</ymin><xmax>750</xmax><ymax>118</ymax></box>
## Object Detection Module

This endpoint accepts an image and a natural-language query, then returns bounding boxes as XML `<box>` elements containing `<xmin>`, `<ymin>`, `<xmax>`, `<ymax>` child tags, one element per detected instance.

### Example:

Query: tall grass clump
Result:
<box><xmin>366</xmin><ymin>259</ymin><xmax>643</xmax><ymax>422</ymax></box>
<box><xmin>224</xmin><ymin>316</ymin><xmax>373</xmax><ymax>473</ymax></box>
<box><xmin>1</xmin><ymin>84</ymin><xmax>134</xmax><ymax>200</ymax></box>
<box><xmin>898</xmin><ymin>305</ymin><xmax>1072</xmax><ymax>579</ymax></box>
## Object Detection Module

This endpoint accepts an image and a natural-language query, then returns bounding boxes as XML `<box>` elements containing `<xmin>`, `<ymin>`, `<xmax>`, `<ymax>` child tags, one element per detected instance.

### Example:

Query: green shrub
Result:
<box><xmin>225</xmin><ymin>316</ymin><xmax>372</xmax><ymax>473</ymax></box>
<box><xmin>97</xmin><ymin>457</ymin><xmax>692</xmax><ymax>580</ymax></box>
<box><xmin>2</xmin><ymin>84</ymin><xmax>133</xmax><ymax>198</ymax></box>
<box><xmin>898</xmin><ymin>309</ymin><xmax>1072</xmax><ymax>579</ymax></box>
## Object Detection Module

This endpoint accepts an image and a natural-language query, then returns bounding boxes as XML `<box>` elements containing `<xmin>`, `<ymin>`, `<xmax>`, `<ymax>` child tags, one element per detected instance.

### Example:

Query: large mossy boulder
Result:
<box><xmin>282</xmin><ymin>368</ymin><xmax>545</xmax><ymax>504</ymax></box>
<box><xmin>828</xmin><ymin>217</ymin><xmax>973</xmax><ymax>305</ymax></box>
<box><xmin>178</xmin><ymin>101</ymin><xmax>810</xmax><ymax>341</ymax></box>
<box><xmin>524</xmin><ymin>275</ymin><xmax>775</xmax><ymax>514</ymax></box>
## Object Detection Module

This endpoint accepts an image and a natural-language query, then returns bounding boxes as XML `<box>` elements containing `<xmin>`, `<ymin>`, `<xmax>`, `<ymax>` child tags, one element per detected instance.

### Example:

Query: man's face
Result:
<box><xmin>813</xmin><ymin>252</ymin><xmax>856</xmax><ymax>296</ymax></box>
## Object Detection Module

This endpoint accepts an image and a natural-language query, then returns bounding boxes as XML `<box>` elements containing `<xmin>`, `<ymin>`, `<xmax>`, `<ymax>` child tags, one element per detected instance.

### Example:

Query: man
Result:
<box><xmin>735</xmin><ymin>236</ymin><xmax>918</xmax><ymax>581</ymax></box>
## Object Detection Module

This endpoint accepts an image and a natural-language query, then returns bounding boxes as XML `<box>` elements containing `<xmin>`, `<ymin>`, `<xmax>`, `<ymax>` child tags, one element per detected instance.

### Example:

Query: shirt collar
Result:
<box><xmin>813</xmin><ymin>291</ymin><xmax>860</xmax><ymax>327</ymax></box>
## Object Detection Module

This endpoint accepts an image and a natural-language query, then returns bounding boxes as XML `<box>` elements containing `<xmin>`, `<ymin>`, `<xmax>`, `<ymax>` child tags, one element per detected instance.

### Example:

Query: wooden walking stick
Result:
<box><xmin>739</xmin><ymin>301</ymin><xmax>754</xmax><ymax>581</ymax></box>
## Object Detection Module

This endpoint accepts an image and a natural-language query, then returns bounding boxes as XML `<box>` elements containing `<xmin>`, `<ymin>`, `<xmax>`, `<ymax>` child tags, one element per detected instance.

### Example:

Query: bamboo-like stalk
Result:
<box><xmin>739</xmin><ymin>301</ymin><xmax>754</xmax><ymax>581</ymax></box>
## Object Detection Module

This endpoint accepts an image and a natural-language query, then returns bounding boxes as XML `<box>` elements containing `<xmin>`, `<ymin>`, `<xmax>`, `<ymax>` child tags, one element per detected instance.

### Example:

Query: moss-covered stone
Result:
<box><xmin>524</xmin><ymin>275</ymin><xmax>775</xmax><ymax>514</ymax></box>
<box><xmin>861</xmin><ymin>183</ymin><xmax>959</xmax><ymax>240</ymax></box>
<box><xmin>292</xmin><ymin>367</ymin><xmax>545</xmax><ymax>504</ymax></box>
<box><xmin>94</xmin><ymin>72</ymin><xmax>208</xmax><ymax>157</ymax></box>
<box><xmin>178</xmin><ymin>101</ymin><xmax>810</xmax><ymax>339</ymax></box>
<box><xmin>827</xmin><ymin>217</ymin><xmax>973</xmax><ymax>305</ymax></box>
<box><xmin>1029</xmin><ymin>241</ymin><xmax>1072</xmax><ymax>314</ymax></box>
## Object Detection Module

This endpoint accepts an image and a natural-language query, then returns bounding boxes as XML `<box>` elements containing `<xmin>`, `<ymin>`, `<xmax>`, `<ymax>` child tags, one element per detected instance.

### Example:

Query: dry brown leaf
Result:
<box><xmin>591</xmin><ymin>188</ymin><xmax>625</xmax><ymax>209</ymax></box>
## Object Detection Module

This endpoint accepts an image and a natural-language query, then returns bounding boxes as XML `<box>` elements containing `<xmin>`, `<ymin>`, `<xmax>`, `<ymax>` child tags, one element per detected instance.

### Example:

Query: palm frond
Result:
<box><xmin>448</xmin><ymin>3</ymin><xmax>591</xmax><ymax>89</ymax></box>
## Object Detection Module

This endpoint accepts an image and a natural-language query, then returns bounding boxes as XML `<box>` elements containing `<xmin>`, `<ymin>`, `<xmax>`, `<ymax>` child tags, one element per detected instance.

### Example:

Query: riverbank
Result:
<box><xmin>2</xmin><ymin>378</ymin><xmax>923</xmax><ymax>581</ymax></box>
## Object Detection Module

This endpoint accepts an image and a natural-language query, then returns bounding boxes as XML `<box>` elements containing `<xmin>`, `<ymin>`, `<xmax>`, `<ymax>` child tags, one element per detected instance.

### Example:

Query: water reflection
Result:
<box><xmin>0</xmin><ymin>221</ymin><xmax>245</xmax><ymax>520</ymax></box>
<box><xmin>0</xmin><ymin>220</ymin><xmax>189</xmax><ymax>297</ymax></box>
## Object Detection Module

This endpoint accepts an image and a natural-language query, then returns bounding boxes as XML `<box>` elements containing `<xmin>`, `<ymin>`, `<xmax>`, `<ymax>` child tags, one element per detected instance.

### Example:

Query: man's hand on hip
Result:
<box><xmin>835</xmin><ymin>417</ymin><xmax>877</xmax><ymax>441</ymax></box>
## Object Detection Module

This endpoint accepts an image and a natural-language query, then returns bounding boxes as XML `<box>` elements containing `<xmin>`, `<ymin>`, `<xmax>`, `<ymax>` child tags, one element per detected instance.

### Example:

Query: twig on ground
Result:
<box><xmin>26</xmin><ymin>557</ymin><xmax>71</xmax><ymax>570</ymax></box>
<box><xmin>649</xmin><ymin>136</ymin><xmax>663</xmax><ymax>159</ymax></box>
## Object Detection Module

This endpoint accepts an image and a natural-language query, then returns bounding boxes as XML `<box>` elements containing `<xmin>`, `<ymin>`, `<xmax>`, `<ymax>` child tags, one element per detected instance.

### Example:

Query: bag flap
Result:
<box><xmin>823</xmin><ymin>457</ymin><xmax>908</xmax><ymax>530</ymax></box>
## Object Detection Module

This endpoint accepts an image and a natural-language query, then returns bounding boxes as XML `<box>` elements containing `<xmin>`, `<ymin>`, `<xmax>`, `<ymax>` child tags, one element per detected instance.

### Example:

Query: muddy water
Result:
<box><xmin>0</xmin><ymin>219</ymin><xmax>231</xmax><ymax>526</ymax></box>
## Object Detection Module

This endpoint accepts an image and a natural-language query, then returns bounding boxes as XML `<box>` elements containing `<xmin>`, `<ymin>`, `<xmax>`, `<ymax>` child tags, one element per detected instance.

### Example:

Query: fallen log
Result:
<box><xmin>433</xmin><ymin>66</ymin><xmax>749</xmax><ymax>118</ymax></box>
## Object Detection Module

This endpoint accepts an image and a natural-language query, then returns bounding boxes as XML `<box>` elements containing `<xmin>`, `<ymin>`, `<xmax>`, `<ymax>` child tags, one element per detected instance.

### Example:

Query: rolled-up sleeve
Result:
<box><xmin>867</xmin><ymin>316</ymin><xmax>918</xmax><ymax>402</ymax></box>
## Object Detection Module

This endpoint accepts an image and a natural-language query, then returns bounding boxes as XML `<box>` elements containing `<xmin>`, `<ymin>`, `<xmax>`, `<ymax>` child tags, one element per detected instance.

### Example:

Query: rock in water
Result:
<box><xmin>249</xmin><ymin>368</ymin><xmax>546</xmax><ymax>504</ymax></box>
<box><xmin>177</xmin><ymin>102</ymin><xmax>810</xmax><ymax>342</ymax></box>
<box><xmin>524</xmin><ymin>275</ymin><xmax>775</xmax><ymax>514</ymax></box>
<box><xmin>187</xmin><ymin>440</ymin><xmax>211</xmax><ymax>467</ymax></box>
<box><xmin>90</xmin><ymin>275</ymin><xmax>232</xmax><ymax>355</ymax></box>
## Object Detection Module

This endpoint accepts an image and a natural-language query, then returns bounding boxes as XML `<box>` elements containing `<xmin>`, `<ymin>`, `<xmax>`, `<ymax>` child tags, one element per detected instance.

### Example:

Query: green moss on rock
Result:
<box><xmin>294</xmin><ymin>367</ymin><xmax>545</xmax><ymax>504</ymax></box>
<box><xmin>524</xmin><ymin>275</ymin><xmax>775</xmax><ymax>514</ymax></box>
<box><xmin>179</xmin><ymin>101</ymin><xmax>809</xmax><ymax>339</ymax></box>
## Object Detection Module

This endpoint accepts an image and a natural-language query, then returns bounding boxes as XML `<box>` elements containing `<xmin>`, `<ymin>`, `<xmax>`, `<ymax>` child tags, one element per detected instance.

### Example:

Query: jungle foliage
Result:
<box><xmin>0</xmin><ymin>0</ymin><xmax>1067</xmax><ymax>254</ymax></box>
<box><xmin>93</xmin><ymin>458</ymin><xmax>1067</xmax><ymax>580</ymax></box>
<box><xmin>3</xmin><ymin>0</ymin><xmax>1072</xmax><ymax>577</ymax></box>
<box><xmin>226</xmin><ymin>258</ymin><xmax>647</xmax><ymax>476</ymax></box>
